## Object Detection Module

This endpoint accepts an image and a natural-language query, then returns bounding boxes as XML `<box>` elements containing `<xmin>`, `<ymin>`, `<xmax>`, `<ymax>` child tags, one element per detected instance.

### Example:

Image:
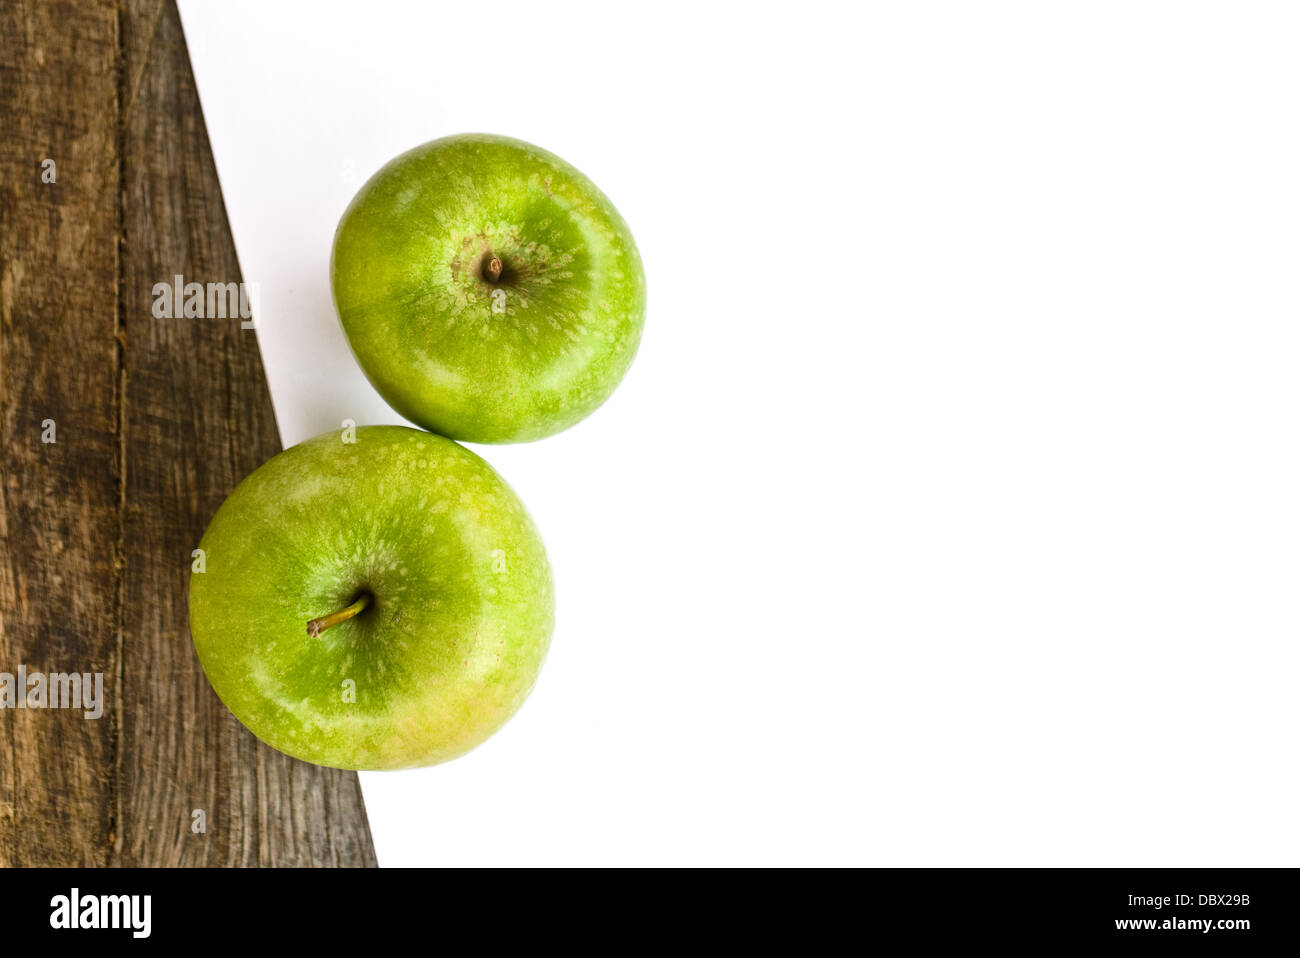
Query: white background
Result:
<box><xmin>178</xmin><ymin>1</ymin><xmax>1300</xmax><ymax>866</ymax></box>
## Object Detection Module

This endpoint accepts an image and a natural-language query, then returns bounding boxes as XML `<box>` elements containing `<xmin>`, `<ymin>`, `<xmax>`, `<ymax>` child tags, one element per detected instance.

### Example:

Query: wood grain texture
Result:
<box><xmin>0</xmin><ymin>0</ymin><xmax>377</xmax><ymax>866</ymax></box>
<box><xmin>0</xmin><ymin>0</ymin><xmax>122</xmax><ymax>868</ymax></box>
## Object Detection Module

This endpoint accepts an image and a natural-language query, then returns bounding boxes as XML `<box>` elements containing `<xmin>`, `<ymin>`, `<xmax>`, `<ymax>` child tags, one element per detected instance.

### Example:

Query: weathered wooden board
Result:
<box><xmin>0</xmin><ymin>0</ymin><xmax>377</xmax><ymax>866</ymax></box>
<box><xmin>0</xmin><ymin>0</ymin><xmax>122</xmax><ymax>869</ymax></box>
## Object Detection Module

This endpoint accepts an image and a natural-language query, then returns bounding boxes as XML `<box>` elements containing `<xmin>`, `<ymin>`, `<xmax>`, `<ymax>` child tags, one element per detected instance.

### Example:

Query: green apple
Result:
<box><xmin>188</xmin><ymin>425</ymin><xmax>554</xmax><ymax>770</ymax></box>
<box><xmin>330</xmin><ymin>133</ymin><xmax>646</xmax><ymax>443</ymax></box>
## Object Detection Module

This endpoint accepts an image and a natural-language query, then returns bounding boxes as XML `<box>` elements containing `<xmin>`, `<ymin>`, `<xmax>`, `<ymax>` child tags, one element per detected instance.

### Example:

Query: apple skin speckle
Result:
<box><xmin>188</xmin><ymin>426</ymin><xmax>554</xmax><ymax>771</ymax></box>
<box><xmin>330</xmin><ymin>133</ymin><xmax>646</xmax><ymax>443</ymax></box>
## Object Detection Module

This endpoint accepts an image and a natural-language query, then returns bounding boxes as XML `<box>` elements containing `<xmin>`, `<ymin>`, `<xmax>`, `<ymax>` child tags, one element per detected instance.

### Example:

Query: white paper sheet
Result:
<box><xmin>179</xmin><ymin>0</ymin><xmax>1300</xmax><ymax>866</ymax></box>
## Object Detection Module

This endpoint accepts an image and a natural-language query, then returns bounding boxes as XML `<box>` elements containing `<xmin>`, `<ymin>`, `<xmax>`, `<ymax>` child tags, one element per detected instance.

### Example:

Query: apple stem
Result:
<box><xmin>483</xmin><ymin>255</ymin><xmax>503</xmax><ymax>283</ymax></box>
<box><xmin>306</xmin><ymin>593</ymin><xmax>371</xmax><ymax>638</ymax></box>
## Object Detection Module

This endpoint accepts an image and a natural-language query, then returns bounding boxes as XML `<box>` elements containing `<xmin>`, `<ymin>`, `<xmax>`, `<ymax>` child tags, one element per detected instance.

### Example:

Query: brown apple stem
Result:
<box><xmin>307</xmin><ymin>593</ymin><xmax>371</xmax><ymax>637</ymax></box>
<box><xmin>483</xmin><ymin>255</ymin><xmax>503</xmax><ymax>283</ymax></box>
